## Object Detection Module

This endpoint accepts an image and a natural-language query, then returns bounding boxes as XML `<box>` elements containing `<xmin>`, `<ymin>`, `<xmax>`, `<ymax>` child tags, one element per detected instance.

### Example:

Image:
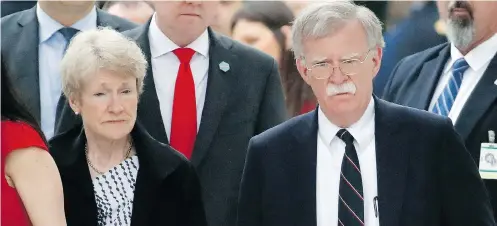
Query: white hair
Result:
<box><xmin>291</xmin><ymin>1</ymin><xmax>385</xmax><ymax>60</ymax></box>
<box><xmin>60</xmin><ymin>27</ymin><xmax>147</xmax><ymax>99</ymax></box>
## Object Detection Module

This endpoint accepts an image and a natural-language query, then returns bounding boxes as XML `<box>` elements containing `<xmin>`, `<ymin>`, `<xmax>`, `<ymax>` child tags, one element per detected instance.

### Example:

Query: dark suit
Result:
<box><xmin>49</xmin><ymin>122</ymin><xmax>207</xmax><ymax>226</ymax></box>
<box><xmin>382</xmin><ymin>43</ymin><xmax>497</xmax><ymax>218</ymax></box>
<box><xmin>373</xmin><ymin>1</ymin><xmax>447</xmax><ymax>95</ymax></box>
<box><xmin>238</xmin><ymin>97</ymin><xmax>495</xmax><ymax>226</ymax></box>
<box><xmin>1</xmin><ymin>1</ymin><xmax>36</xmax><ymax>17</ymax></box>
<box><xmin>1</xmin><ymin>6</ymin><xmax>137</xmax><ymax>136</ymax></box>
<box><xmin>123</xmin><ymin>21</ymin><xmax>287</xmax><ymax>226</ymax></box>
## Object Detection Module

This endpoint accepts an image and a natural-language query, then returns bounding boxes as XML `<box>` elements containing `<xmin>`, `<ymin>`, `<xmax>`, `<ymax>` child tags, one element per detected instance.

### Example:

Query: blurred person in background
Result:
<box><xmin>373</xmin><ymin>0</ymin><xmax>447</xmax><ymax>95</ymax></box>
<box><xmin>383</xmin><ymin>0</ymin><xmax>497</xmax><ymax>219</ymax></box>
<box><xmin>103</xmin><ymin>1</ymin><xmax>154</xmax><ymax>24</ymax></box>
<box><xmin>2</xmin><ymin>59</ymin><xmax>66</xmax><ymax>226</ymax></box>
<box><xmin>1</xmin><ymin>0</ymin><xmax>137</xmax><ymax>141</ymax></box>
<box><xmin>122</xmin><ymin>1</ymin><xmax>287</xmax><ymax>225</ymax></box>
<box><xmin>283</xmin><ymin>0</ymin><xmax>310</xmax><ymax>15</ymax></box>
<box><xmin>211</xmin><ymin>0</ymin><xmax>243</xmax><ymax>36</ymax></box>
<box><xmin>49</xmin><ymin>28</ymin><xmax>207</xmax><ymax>226</ymax></box>
<box><xmin>231</xmin><ymin>1</ymin><xmax>316</xmax><ymax>116</ymax></box>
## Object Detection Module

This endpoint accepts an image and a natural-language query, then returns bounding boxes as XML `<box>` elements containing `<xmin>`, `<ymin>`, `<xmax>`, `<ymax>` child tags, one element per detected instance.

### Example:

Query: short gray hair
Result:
<box><xmin>60</xmin><ymin>27</ymin><xmax>147</xmax><ymax>99</ymax></box>
<box><xmin>291</xmin><ymin>1</ymin><xmax>385</xmax><ymax>59</ymax></box>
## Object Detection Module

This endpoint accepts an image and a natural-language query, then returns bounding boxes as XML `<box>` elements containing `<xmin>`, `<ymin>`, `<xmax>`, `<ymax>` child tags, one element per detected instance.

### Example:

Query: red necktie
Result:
<box><xmin>170</xmin><ymin>48</ymin><xmax>197</xmax><ymax>159</ymax></box>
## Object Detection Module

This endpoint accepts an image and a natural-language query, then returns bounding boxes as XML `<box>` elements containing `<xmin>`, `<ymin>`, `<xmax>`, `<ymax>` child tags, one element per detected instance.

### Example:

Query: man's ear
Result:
<box><xmin>371</xmin><ymin>47</ymin><xmax>383</xmax><ymax>78</ymax></box>
<box><xmin>280</xmin><ymin>25</ymin><xmax>293</xmax><ymax>51</ymax></box>
<box><xmin>296</xmin><ymin>58</ymin><xmax>312</xmax><ymax>85</ymax></box>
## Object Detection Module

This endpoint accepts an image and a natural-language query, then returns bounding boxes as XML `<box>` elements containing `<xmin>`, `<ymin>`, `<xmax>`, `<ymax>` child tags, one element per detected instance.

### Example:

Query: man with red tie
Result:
<box><xmin>123</xmin><ymin>1</ymin><xmax>287</xmax><ymax>226</ymax></box>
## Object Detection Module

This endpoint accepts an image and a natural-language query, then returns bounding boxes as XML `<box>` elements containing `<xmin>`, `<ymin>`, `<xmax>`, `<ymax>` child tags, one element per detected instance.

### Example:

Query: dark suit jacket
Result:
<box><xmin>1</xmin><ymin>6</ymin><xmax>137</xmax><ymax>136</ymax></box>
<box><xmin>1</xmin><ymin>1</ymin><xmax>36</xmax><ymax>17</ymax></box>
<box><xmin>373</xmin><ymin>1</ymin><xmax>447</xmax><ymax>95</ymax></box>
<box><xmin>382</xmin><ymin>43</ymin><xmax>497</xmax><ymax>218</ymax></box>
<box><xmin>49</xmin><ymin>122</ymin><xmax>207</xmax><ymax>226</ymax></box>
<box><xmin>123</xmin><ymin>21</ymin><xmax>287</xmax><ymax>226</ymax></box>
<box><xmin>238</xmin><ymin>97</ymin><xmax>495</xmax><ymax>226</ymax></box>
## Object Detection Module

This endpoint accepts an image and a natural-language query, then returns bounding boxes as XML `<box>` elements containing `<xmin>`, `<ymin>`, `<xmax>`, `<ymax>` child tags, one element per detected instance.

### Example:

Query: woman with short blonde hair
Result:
<box><xmin>50</xmin><ymin>27</ymin><xmax>207</xmax><ymax>226</ymax></box>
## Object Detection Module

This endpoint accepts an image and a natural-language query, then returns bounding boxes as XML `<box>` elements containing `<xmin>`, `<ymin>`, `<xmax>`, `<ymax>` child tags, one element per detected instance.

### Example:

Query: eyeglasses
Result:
<box><xmin>305</xmin><ymin>49</ymin><xmax>374</xmax><ymax>80</ymax></box>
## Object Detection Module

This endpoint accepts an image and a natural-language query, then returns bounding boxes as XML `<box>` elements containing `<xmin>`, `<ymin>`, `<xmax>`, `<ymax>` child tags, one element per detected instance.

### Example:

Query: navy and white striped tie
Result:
<box><xmin>431</xmin><ymin>58</ymin><xmax>469</xmax><ymax>116</ymax></box>
<box><xmin>337</xmin><ymin>129</ymin><xmax>364</xmax><ymax>226</ymax></box>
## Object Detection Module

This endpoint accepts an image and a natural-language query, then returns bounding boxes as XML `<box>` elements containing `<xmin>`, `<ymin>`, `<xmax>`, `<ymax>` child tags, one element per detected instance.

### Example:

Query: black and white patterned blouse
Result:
<box><xmin>92</xmin><ymin>156</ymin><xmax>139</xmax><ymax>226</ymax></box>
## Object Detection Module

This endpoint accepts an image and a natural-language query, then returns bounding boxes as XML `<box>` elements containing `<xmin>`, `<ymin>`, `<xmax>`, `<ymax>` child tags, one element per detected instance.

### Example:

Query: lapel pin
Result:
<box><xmin>494</xmin><ymin>79</ymin><xmax>497</xmax><ymax>86</ymax></box>
<box><xmin>219</xmin><ymin>61</ymin><xmax>230</xmax><ymax>72</ymax></box>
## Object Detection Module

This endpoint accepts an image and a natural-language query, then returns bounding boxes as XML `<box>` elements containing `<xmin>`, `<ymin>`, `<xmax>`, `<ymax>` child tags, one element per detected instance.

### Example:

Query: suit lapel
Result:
<box><xmin>455</xmin><ymin>54</ymin><xmax>497</xmax><ymax>140</ymax></box>
<box><xmin>133</xmin><ymin>23</ymin><xmax>168</xmax><ymax>144</ymax></box>
<box><xmin>129</xmin><ymin>124</ymin><xmax>168</xmax><ymax>226</ymax></box>
<box><xmin>190</xmin><ymin>29</ymin><xmax>236</xmax><ymax>166</ymax></box>
<box><xmin>14</xmin><ymin>7</ymin><xmax>41</xmax><ymax>121</ymax></box>
<box><xmin>408</xmin><ymin>44</ymin><xmax>450</xmax><ymax>110</ymax></box>
<box><xmin>290</xmin><ymin>111</ymin><xmax>318</xmax><ymax>226</ymax></box>
<box><xmin>374</xmin><ymin>98</ymin><xmax>409</xmax><ymax>226</ymax></box>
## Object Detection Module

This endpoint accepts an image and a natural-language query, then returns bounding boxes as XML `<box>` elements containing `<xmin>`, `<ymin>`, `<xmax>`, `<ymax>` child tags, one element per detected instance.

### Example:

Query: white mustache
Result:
<box><xmin>326</xmin><ymin>82</ymin><xmax>356</xmax><ymax>96</ymax></box>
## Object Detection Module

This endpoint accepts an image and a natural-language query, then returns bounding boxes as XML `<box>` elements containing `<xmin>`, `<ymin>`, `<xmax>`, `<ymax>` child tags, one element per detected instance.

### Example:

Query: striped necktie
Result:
<box><xmin>337</xmin><ymin>129</ymin><xmax>364</xmax><ymax>226</ymax></box>
<box><xmin>431</xmin><ymin>58</ymin><xmax>469</xmax><ymax>116</ymax></box>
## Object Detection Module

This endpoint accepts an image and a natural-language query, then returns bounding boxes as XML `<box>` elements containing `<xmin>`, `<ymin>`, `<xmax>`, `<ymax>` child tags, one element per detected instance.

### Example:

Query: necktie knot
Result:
<box><xmin>58</xmin><ymin>27</ymin><xmax>80</xmax><ymax>43</ymax></box>
<box><xmin>337</xmin><ymin>129</ymin><xmax>354</xmax><ymax>145</ymax></box>
<box><xmin>173</xmin><ymin>48</ymin><xmax>195</xmax><ymax>64</ymax></box>
<box><xmin>452</xmin><ymin>58</ymin><xmax>469</xmax><ymax>75</ymax></box>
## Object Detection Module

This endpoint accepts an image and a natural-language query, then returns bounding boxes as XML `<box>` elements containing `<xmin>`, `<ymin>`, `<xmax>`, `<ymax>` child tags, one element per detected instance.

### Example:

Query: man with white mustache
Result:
<box><xmin>383</xmin><ymin>0</ymin><xmax>497</xmax><ymax>219</ymax></box>
<box><xmin>237</xmin><ymin>1</ymin><xmax>495</xmax><ymax>226</ymax></box>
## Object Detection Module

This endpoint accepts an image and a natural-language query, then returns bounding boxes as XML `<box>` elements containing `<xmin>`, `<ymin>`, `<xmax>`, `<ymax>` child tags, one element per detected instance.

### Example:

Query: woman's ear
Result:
<box><xmin>280</xmin><ymin>25</ymin><xmax>293</xmax><ymax>51</ymax></box>
<box><xmin>68</xmin><ymin>95</ymin><xmax>81</xmax><ymax>115</ymax></box>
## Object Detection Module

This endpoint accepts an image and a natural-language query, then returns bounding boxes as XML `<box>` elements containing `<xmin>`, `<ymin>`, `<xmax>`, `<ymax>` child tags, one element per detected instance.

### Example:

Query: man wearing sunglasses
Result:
<box><xmin>237</xmin><ymin>2</ymin><xmax>495</xmax><ymax>226</ymax></box>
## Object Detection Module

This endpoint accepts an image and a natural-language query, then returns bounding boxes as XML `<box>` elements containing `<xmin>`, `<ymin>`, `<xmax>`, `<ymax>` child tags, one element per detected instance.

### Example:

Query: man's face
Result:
<box><xmin>296</xmin><ymin>20</ymin><xmax>382</xmax><ymax>119</ymax></box>
<box><xmin>153</xmin><ymin>1</ymin><xmax>219</xmax><ymax>35</ymax></box>
<box><xmin>437</xmin><ymin>0</ymin><xmax>497</xmax><ymax>50</ymax></box>
<box><xmin>106</xmin><ymin>2</ymin><xmax>154</xmax><ymax>24</ymax></box>
<box><xmin>211</xmin><ymin>0</ymin><xmax>243</xmax><ymax>36</ymax></box>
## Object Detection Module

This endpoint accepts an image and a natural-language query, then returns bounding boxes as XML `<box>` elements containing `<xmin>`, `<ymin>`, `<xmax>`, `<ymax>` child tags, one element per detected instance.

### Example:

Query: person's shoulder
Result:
<box><xmin>378</xmin><ymin>99</ymin><xmax>452</xmax><ymax>131</ymax></box>
<box><xmin>97</xmin><ymin>9</ymin><xmax>138</xmax><ymax>32</ymax></box>
<box><xmin>251</xmin><ymin>111</ymin><xmax>313</xmax><ymax>147</ymax></box>
<box><xmin>396</xmin><ymin>42</ymin><xmax>449</xmax><ymax>68</ymax></box>
<box><xmin>1</xmin><ymin>120</ymin><xmax>48</xmax><ymax>153</ymax></box>
<box><xmin>121</xmin><ymin>23</ymin><xmax>147</xmax><ymax>40</ymax></box>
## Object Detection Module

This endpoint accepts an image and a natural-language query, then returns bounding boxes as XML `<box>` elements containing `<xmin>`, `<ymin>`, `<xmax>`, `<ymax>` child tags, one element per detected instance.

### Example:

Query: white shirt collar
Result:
<box><xmin>318</xmin><ymin>96</ymin><xmax>375</xmax><ymax>148</ymax></box>
<box><xmin>36</xmin><ymin>3</ymin><xmax>97</xmax><ymax>43</ymax></box>
<box><xmin>445</xmin><ymin>33</ymin><xmax>497</xmax><ymax>74</ymax></box>
<box><xmin>148</xmin><ymin>13</ymin><xmax>209</xmax><ymax>59</ymax></box>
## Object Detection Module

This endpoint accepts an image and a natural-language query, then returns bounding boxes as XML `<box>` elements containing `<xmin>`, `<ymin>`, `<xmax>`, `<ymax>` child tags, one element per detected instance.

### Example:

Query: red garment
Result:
<box><xmin>170</xmin><ymin>48</ymin><xmax>197</xmax><ymax>159</ymax></box>
<box><xmin>1</xmin><ymin>120</ymin><xmax>48</xmax><ymax>226</ymax></box>
<box><xmin>300</xmin><ymin>100</ymin><xmax>316</xmax><ymax>115</ymax></box>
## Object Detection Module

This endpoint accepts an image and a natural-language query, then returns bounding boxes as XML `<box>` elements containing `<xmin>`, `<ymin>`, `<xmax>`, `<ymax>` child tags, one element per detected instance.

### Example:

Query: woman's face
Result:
<box><xmin>69</xmin><ymin>70</ymin><xmax>138</xmax><ymax>141</ymax></box>
<box><xmin>232</xmin><ymin>19</ymin><xmax>282</xmax><ymax>63</ymax></box>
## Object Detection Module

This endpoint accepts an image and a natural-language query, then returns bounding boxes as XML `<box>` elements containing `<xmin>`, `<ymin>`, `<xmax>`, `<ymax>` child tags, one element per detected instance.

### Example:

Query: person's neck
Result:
<box><xmin>459</xmin><ymin>29</ymin><xmax>497</xmax><ymax>55</ymax></box>
<box><xmin>38</xmin><ymin>1</ymin><xmax>94</xmax><ymax>27</ymax></box>
<box><xmin>85</xmin><ymin>132</ymin><xmax>130</xmax><ymax>166</ymax></box>
<box><xmin>155</xmin><ymin>19</ymin><xmax>205</xmax><ymax>47</ymax></box>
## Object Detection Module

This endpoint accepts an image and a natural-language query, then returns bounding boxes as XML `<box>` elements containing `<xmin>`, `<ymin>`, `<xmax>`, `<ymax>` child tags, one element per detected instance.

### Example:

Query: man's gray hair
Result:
<box><xmin>291</xmin><ymin>1</ymin><xmax>385</xmax><ymax>60</ymax></box>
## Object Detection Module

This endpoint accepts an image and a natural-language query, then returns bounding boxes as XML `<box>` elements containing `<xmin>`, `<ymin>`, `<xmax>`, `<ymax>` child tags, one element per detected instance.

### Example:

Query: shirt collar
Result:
<box><xmin>445</xmin><ymin>33</ymin><xmax>497</xmax><ymax>74</ymax></box>
<box><xmin>148</xmin><ymin>13</ymin><xmax>209</xmax><ymax>59</ymax></box>
<box><xmin>318</xmin><ymin>96</ymin><xmax>375</xmax><ymax>149</ymax></box>
<box><xmin>37</xmin><ymin>3</ymin><xmax>97</xmax><ymax>43</ymax></box>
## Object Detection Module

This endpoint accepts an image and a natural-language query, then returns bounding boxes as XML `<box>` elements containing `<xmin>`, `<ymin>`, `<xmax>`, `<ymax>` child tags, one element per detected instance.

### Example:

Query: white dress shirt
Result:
<box><xmin>148</xmin><ymin>14</ymin><xmax>210</xmax><ymax>138</ymax></box>
<box><xmin>37</xmin><ymin>4</ymin><xmax>97</xmax><ymax>139</ymax></box>
<box><xmin>316</xmin><ymin>97</ymin><xmax>379</xmax><ymax>226</ymax></box>
<box><xmin>429</xmin><ymin>33</ymin><xmax>497</xmax><ymax>124</ymax></box>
